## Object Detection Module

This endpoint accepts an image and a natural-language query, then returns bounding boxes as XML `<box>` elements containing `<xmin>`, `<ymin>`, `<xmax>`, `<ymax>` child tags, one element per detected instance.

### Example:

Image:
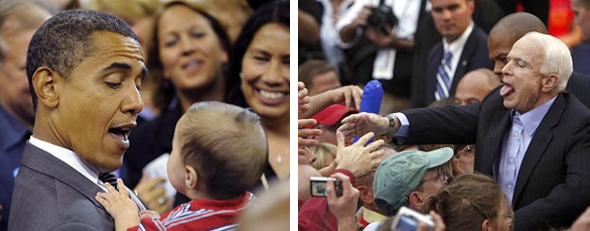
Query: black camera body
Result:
<box><xmin>366</xmin><ymin>4</ymin><xmax>398</xmax><ymax>35</ymax></box>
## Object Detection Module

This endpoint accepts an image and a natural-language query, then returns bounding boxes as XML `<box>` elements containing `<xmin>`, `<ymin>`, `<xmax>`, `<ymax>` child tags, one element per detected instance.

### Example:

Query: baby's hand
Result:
<box><xmin>96</xmin><ymin>179</ymin><xmax>139</xmax><ymax>219</ymax></box>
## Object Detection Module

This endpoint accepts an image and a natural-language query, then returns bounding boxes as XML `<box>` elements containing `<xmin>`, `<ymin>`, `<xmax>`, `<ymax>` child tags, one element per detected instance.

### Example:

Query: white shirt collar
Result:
<box><xmin>29</xmin><ymin>136</ymin><xmax>107</xmax><ymax>191</ymax></box>
<box><xmin>442</xmin><ymin>20</ymin><xmax>474</xmax><ymax>57</ymax></box>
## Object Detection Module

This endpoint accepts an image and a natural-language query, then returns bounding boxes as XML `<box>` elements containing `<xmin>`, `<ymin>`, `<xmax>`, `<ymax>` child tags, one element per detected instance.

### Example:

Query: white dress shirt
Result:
<box><xmin>29</xmin><ymin>136</ymin><xmax>109</xmax><ymax>192</ymax></box>
<box><xmin>441</xmin><ymin>21</ymin><xmax>474</xmax><ymax>82</ymax></box>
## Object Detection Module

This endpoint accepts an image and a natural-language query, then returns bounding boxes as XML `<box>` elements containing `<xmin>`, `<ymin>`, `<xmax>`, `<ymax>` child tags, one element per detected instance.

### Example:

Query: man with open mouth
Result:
<box><xmin>338</xmin><ymin>31</ymin><xmax>590</xmax><ymax>231</ymax></box>
<box><xmin>9</xmin><ymin>9</ymin><xmax>147</xmax><ymax>230</ymax></box>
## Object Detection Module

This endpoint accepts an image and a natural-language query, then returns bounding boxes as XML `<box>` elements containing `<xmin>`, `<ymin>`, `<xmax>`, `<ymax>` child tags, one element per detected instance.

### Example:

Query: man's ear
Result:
<box><xmin>542</xmin><ymin>73</ymin><xmax>560</xmax><ymax>93</ymax></box>
<box><xmin>452</xmin><ymin>157</ymin><xmax>465</xmax><ymax>175</ymax></box>
<box><xmin>357</xmin><ymin>185</ymin><xmax>374</xmax><ymax>206</ymax></box>
<box><xmin>32</xmin><ymin>67</ymin><xmax>59</xmax><ymax>108</ymax></box>
<box><xmin>481</xmin><ymin>219</ymin><xmax>490</xmax><ymax>231</ymax></box>
<box><xmin>185</xmin><ymin>165</ymin><xmax>198</xmax><ymax>189</ymax></box>
<box><xmin>408</xmin><ymin>191</ymin><xmax>424</xmax><ymax>211</ymax></box>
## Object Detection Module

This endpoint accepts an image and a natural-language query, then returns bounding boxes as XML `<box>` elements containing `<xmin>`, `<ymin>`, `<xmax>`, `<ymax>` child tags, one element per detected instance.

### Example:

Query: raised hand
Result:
<box><xmin>335</xmin><ymin>131</ymin><xmax>384</xmax><ymax>178</ymax></box>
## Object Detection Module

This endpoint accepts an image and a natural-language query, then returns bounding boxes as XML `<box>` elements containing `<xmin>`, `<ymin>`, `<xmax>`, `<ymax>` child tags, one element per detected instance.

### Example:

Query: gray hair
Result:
<box><xmin>522</xmin><ymin>32</ymin><xmax>573</xmax><ymax>92</ymax></box>
<box><xmin>0</xmin><ymin>0</ymin><xmax>58</xmax><ymax>63</ymax></box>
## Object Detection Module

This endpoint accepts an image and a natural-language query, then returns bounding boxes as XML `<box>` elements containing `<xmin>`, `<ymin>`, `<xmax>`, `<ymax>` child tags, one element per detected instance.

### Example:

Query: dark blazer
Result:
<box><xmin>566</xmin><ymin>71</ymin><xmax>590</xmax><ymax>109</ymax></box>
<box><xmin>415</xmin><ymin>25</ymin><xmax>492</xmax><ymax>108</ymax></box>
<box><xmin>400</xmin><ymin>88</ymin><xmax>590</xmax><ymax>230</ymax></box>
<box><xmin>8</xmin><ymin>143</ymin><xmax>114</xmax><ymax>231</ymax></box>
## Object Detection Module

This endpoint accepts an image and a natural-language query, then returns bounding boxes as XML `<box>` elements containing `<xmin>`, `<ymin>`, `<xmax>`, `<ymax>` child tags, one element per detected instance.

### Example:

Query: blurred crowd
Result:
<box><xmin>298</xmin><ymin>0</ymin><xmax>590</xmax><ymax>231</ymax></box>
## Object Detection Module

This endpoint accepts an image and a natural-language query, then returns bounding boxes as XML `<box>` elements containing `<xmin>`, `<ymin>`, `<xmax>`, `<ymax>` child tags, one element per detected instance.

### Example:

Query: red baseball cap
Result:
<box><xmin>311</xmin><ymin>104</ymin><xmax>355</xmax><ymax>125</ymax></box>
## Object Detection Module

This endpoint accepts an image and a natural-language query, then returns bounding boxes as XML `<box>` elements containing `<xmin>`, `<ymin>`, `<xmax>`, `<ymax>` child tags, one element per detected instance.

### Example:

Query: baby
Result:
<box><xmin>96</xmin><ymin>102</ymin><xmax>268</xmax><ymax>230</ymax></box>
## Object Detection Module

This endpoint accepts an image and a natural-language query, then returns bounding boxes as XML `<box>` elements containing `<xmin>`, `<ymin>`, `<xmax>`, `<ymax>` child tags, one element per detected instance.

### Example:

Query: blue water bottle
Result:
<box><xmin>354</xmin><ymin>80</ymin><xmax>383</xmax><ymax>144</ymax></box>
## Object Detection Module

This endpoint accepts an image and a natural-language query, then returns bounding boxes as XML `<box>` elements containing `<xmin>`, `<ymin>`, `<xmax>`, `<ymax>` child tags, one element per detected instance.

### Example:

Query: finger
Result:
<box><xmin>336</xmin><ymin>130</ymin><xmax>345</xmax><ymax>152</ymax></box>
<box><xmin>366</xmin><ymin>139</ymin><xmax>385</xmax><ymax>152</ymax></box>
<box><xmin>298</xmin><ymin>82</ymin><xmax>305</xmax><ymax>91</ymax></box>
<box><xmin>326</xmin><ymin>178</ymin><xmax>337</xmax><ymax>206</ymax></box>
<box><xmin>104</xmin><ymin>182</ymin><xmax>118</xmax><ymax>194</ymax></box>
<box><xmin>355</xmin><ymin>132</ymin><xmax>375</xmax><ymax>147</ymax></box>
<box><xmin>299</xmin><ymin>88</ymin><xmax>309</xmax><ymax>99</ymax></box>
<box><xmin>352</xmin><ymin>87</ymin><xmax>362</xmax><ymax>110</ymax></box>
<box><xmin>117</xmin><ymin>179</ymin><xmax>129</xmax><ymax>197</ymax></box>
<box><xmin>299</xmin><ymin>138</ymin><xmax>319</xmax><ymax>146</ymax></box>
<box><xmin>299</xmin><ymin>95</ymin><xmax>311</xmax><ymax>104</ymax></box>
<box><xmin>95</xmin><ymin>194</ymin><xmax>110</xmax><ymax>207</ymax></box>
<box><xmin>344</xmin><ymin>87</ymin><xmax>352</xmax><ymax>109</ymax></box>
<box><xmin>341</xmin><ymin>113</ymin><xmax>361</xmax><ymax>124</ymax></box>
<box><xmin>298</xmin><ymin>119</ymin><xmax>317</xmax><ymax>128</ymax></box>
<box><xmin>430</xmin><ymin>211</ymin><xmax>446</xmax><ymax>231</ymax></box>
<box><xmin>298</xmin><ymin>128</ymin><xmax>322</xmax><ymax>137</ymax></box>
<box><xmin>416</xmin><ymin>222</ymin><xmax>428</xmax><ymax>231</ymax></box>
<box><xmin>144</xmin><ymin>177</ymin><xmax>166</xmax><ymax>190</ymax></box>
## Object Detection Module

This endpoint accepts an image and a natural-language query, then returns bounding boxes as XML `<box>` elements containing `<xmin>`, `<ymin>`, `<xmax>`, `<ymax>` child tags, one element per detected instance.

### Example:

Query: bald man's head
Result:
<box><xmin>456</xmin><ymin>69</ymin><xmax>500</xmax><ymax>105</ymax></box>
<box><xmin>488</xmin><ymin>13</ymin><xmax>548</xmax><ymax>78</ymax></box>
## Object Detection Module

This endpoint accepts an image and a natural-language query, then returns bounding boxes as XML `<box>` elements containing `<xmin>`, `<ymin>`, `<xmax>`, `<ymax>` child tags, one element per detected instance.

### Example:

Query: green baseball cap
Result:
<box><xmin>373</xmin><ymin>147</ymin><xmax>454</xmax><ymax>216</ymax></box>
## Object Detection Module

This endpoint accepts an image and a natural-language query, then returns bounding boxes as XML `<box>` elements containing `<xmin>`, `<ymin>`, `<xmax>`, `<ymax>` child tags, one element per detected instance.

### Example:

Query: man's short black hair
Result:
<box><xmin>26</xmin><ymin>9</ymin><xmax>138</xmax><ymax>109</ymax></box>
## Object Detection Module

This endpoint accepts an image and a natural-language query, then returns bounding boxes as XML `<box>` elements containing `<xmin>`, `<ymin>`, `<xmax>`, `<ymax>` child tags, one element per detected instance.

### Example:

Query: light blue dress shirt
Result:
<box><xmin>497</xmin><ymin>96</ymin><xmax>556</xmax><ymax>201</ymax></box>
<box><xmin>392</xmin><ymin>97</ymin><xmax>557</xmax><ymax>201</ymax></box>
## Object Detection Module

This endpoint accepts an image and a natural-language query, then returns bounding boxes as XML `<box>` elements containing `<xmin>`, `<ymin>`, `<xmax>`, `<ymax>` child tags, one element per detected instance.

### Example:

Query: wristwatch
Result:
<box><xmin>385</xmin><ymin>114</ymin><xmax>396</xmax><ymax>128</ymax></box>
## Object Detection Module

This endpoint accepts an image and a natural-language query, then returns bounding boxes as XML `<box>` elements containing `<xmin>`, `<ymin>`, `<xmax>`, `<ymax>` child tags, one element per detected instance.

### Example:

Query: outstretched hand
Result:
<box><xmin>335</xmin><ymin>131</ymin><xmax>384</xmax><ymax>178</ymax></box>
<box><xmin>338</xmin><ymin>112</ymin><xmax>392</xmax><ymax>142</ymax></box>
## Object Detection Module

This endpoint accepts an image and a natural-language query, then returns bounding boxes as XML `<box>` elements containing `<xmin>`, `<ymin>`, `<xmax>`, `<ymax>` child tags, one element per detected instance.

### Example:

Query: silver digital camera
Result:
<box><xmin>309</xmin><ymin>177</ymin><xmax>342</xmax><ymax>197</ymax></box>
<box><xmin>390</xmin><ymin>206</ymin><xmax>435</xmax><ymax>231</ymax></box>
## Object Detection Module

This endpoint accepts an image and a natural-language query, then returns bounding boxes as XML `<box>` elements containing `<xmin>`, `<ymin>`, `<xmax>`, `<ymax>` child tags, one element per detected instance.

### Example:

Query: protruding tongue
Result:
<box><xmin>500</xmin><ymin>85</ymin><xmax>514</xmax><ymax>97</ymax></box>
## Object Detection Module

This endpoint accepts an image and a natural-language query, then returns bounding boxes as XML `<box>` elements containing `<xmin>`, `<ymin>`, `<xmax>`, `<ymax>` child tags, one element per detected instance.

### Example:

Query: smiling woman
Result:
<box><xmin>122</xmin><ymin>0</ymin><xmax>232</xmax><ymax>213</ymax></box>
<box><xmin>227</xmin><ymin>0</ymin><xmax>290</xmax><ymax>188</ymax></box>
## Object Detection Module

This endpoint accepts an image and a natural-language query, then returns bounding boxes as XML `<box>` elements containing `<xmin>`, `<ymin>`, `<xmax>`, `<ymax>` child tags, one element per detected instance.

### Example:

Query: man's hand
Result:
<box><xmin>299</xmin><ymin>82</ymin><xmax>311</xmax><ymax>117</ymax></box>
<box><xmin>352</xmin><ymin>5</ymin><xmax>372</xmax><ymax>28</ymax></box>
<box><xmin>572</xmin><ymin>206</ymin><xmax>590</xmax><ymax>231</ymax></box>
<box><xmin>134</xmin><ymin>176</ymin><xmax>171</xmax><ymax>214</ymax></box>
<box><xmin>327</xmin><ymin>173</ymin><xmax>359</xmax><ymax>225</ymax></box>
<box><xmin>365</xmin><ymin>26</ymin><xmax>396</xmax><ymax>47</ymax></box>
<box><xmin>336</xmin><ymin>131</ymin><xmax>384</xmax><ymax>178</ymax></box>
<box><xmin>328</xmin><ymin>85</ymin><xmax>363</xmax><ymax>110</ymax></box>
<box><xmin>338</xmin><ymin>112</ymin><xmax>394</xmax><ymax>141</ymax></box>
<box><xmin>416</xmin><ymin>211</ymin><xmax>446</xmax><ymax>231</ymax></box>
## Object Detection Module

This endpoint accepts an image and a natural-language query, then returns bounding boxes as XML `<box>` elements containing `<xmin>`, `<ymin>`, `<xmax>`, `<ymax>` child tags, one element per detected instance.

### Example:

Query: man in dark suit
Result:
<box><xmin>339</xmin><ymin>32</ymin><xmax>590</xmax><ymax>231</ymax></box>
<box><xmin>488</xmin><ymin>12</ymin><xmax>590</xmax><ymax>109</ymax></box>
<box><xmin>414</xmin><ymin>0</ymin><xmax>492</xmax><ymax>108</ymax></box>
<box><xmin>9</xmin><ymin>9</ymin><xmax>146</xmax><ymax>230</ymax></box>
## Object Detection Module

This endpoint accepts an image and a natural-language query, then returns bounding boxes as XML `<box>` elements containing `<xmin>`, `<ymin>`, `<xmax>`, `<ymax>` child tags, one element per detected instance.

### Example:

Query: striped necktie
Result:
<box><xmin>435</xmin><ymin>51</ymin><xmax>453</xmax><ymax>101</ymax></box>
<box><xmin>99</xmin><ymin>172</ymin><xmax>147</xmax><ymax>211</ymax></box>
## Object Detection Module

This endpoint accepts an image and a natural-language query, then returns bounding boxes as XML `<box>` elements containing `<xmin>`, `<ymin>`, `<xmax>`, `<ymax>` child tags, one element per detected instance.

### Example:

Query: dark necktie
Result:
<box><xmin>98</xmin><ymin>172</ymin><xmax>147</xmax><ymax>211</ymax></box>
<box><xmin>99</xmin><ymin>172</ymin><xmax>119</xmax><ymax>190</ymax></box>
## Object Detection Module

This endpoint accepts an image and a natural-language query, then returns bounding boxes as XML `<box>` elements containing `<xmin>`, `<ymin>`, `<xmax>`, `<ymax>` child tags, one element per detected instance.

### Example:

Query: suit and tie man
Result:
<box><xmin>488</xmin><ymin>12</ymin><xmax>590</xmax><ymax>109</ymax></box>
<box><xmin>9</xmin><ymin>9</ymin><xmax>146</xmax><ymax>230</ymax></box>
<box><xmin>0</xmin><ymin>0</ymin><xmax>56</xmax><ymax>230</ymax></box>
<box><xmin>414</xmin><ymin>0</ymin><xmax>492</xmax><ymax>108</ymax></box>
<box><xmin>339</xmin><ymin>32</ymin><xmax>590</xmax><ymax>231</ymax></box>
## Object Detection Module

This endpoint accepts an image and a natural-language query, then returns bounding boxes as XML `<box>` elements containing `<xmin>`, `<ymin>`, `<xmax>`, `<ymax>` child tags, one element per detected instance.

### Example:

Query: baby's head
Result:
<box><xmin>168</xmin><ymin>101</ymin><xmax>268</xmax><ymax>200</ymax></box>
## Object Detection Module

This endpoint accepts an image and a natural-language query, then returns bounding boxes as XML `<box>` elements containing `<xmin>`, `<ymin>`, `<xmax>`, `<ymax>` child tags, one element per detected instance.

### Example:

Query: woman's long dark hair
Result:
<box><xmin>226</xmin><ymin>0</ymin><xmax>290</xmax><ymax>108</ymax></box>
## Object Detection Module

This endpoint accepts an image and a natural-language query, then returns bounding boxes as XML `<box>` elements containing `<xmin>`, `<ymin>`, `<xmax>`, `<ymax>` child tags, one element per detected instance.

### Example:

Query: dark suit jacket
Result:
<box><xmin>8</xmin><ymin>143</ymin><xmax>114</xmax><ymax>231</ymax></box>
<box><xmin>400</xmin><ymin>88</ymin><xmax>590</xmax><ymax>230</ymax></box>
<box><xmin>566</xmin><ymin>72</ymin><xmax>590</xmax><ymax>109</ymax></box>
<box><xmin>415</xmin><ymin>25</ymin><xmax>492</xmax><ymax>108</ymax></box>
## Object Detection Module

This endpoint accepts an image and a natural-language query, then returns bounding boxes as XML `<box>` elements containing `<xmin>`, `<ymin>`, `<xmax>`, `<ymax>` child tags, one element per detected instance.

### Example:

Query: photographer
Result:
<box><xmin>336</xmin><ymin>0</ymin><xmax>429</xmax><ymax>113</ymax></box>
